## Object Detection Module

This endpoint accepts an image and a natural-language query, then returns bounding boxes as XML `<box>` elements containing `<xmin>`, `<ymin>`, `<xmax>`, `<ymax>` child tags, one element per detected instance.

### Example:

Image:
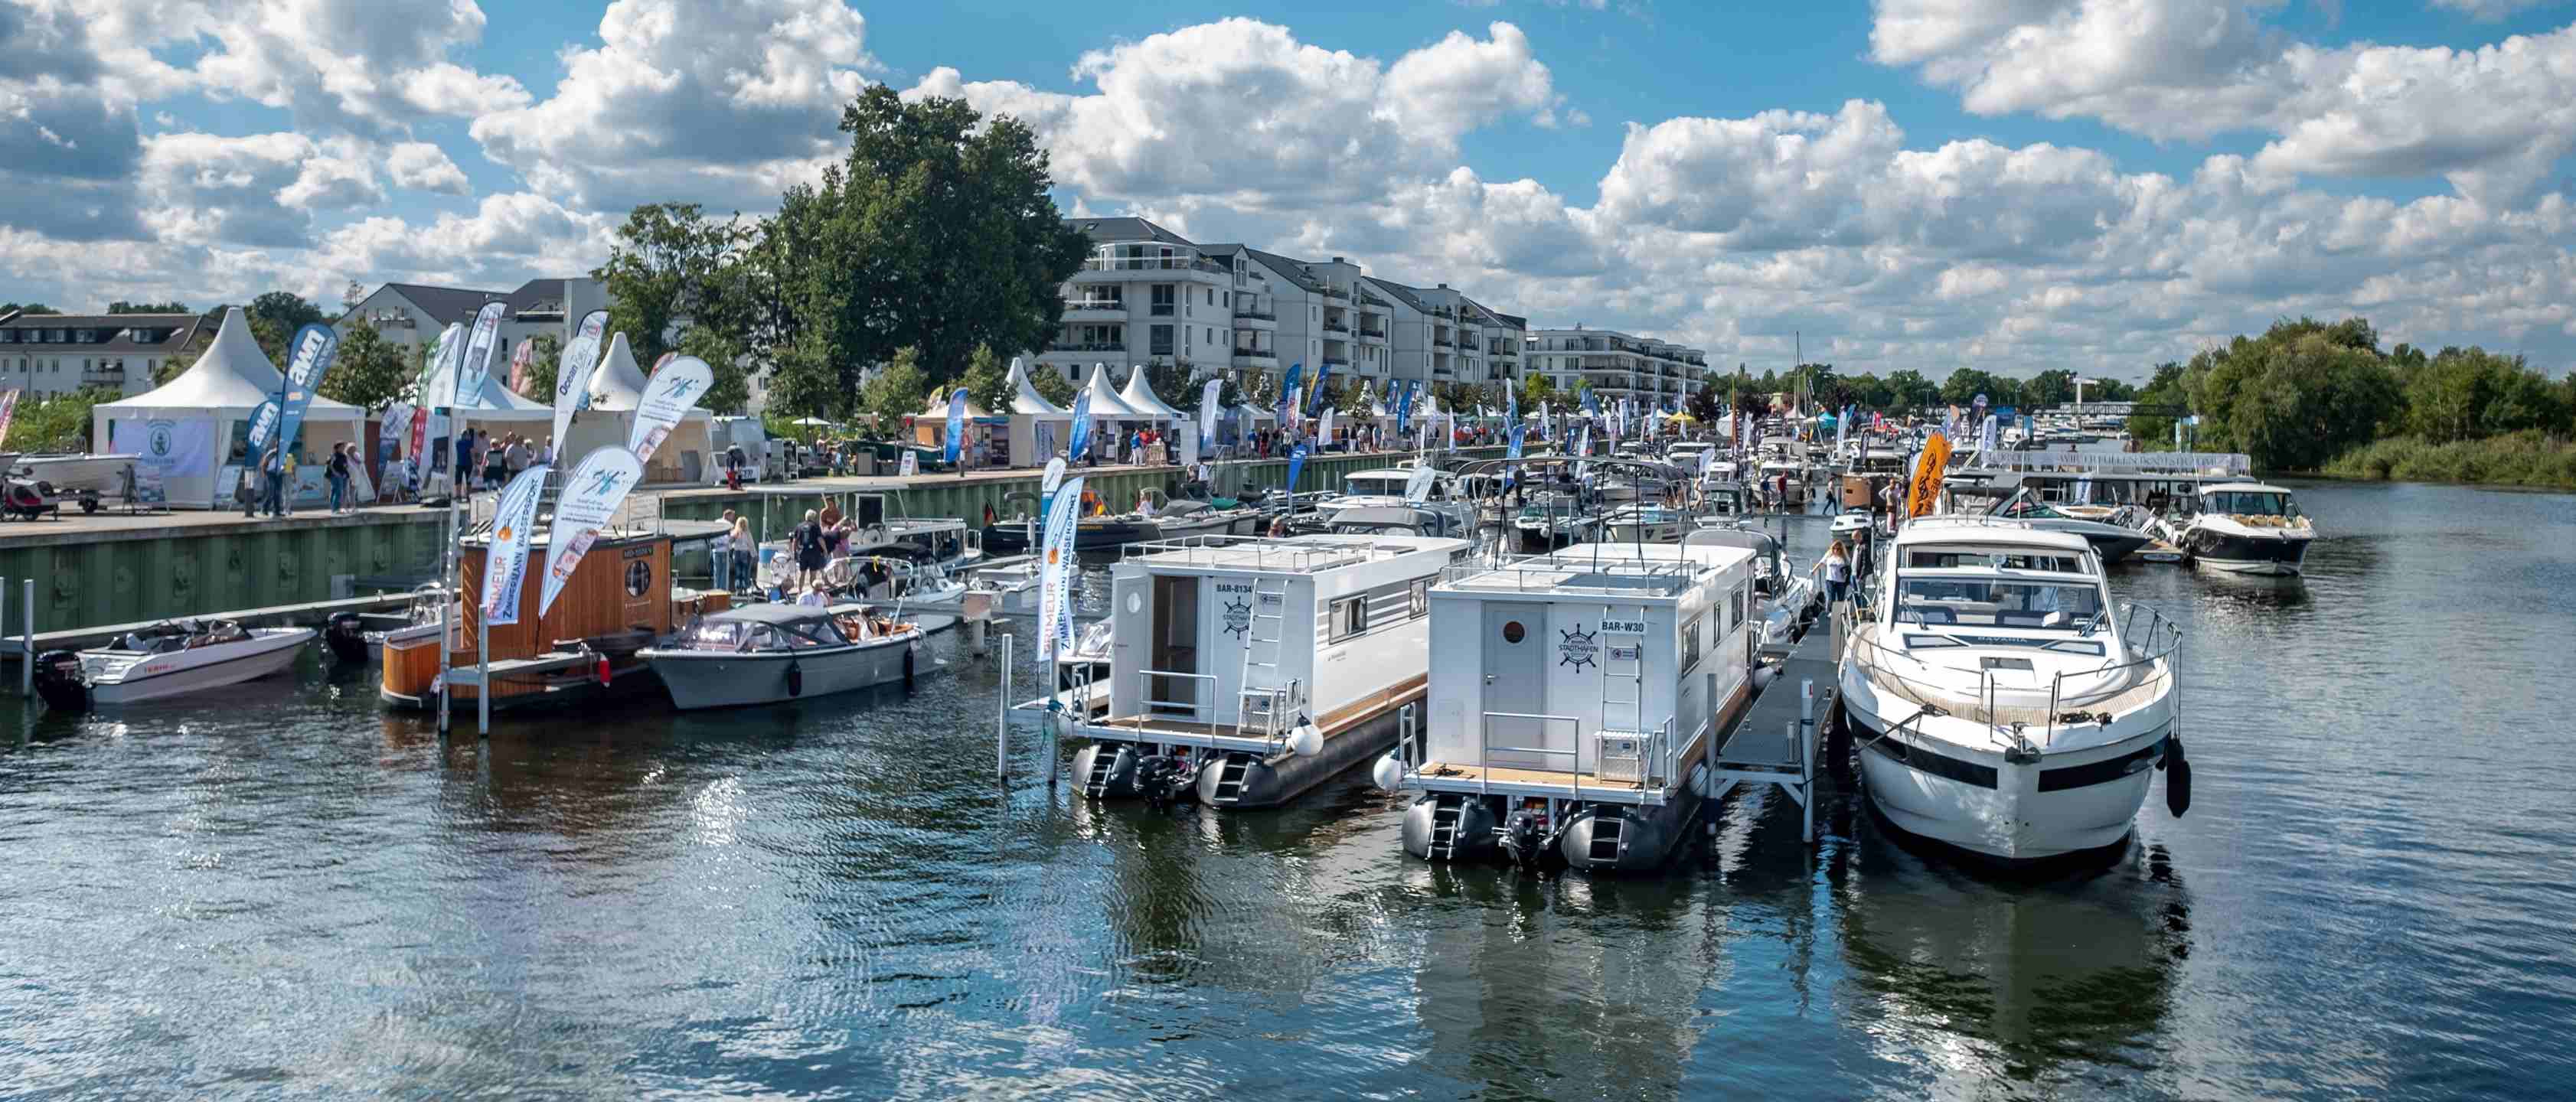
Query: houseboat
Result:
<box><xmin>1378</xmin><ymin>541</ymin><xmax>1762</xmax><ymax>870</ymax></box>
<box><xmin>1048</xmin><ymin>533</ymin><xmax>1471</xmax><ymax>809</ymax></box>
<box><xmin>381</xmin><ymin>510</ymin><xmax>727</xmax><ymax>713</ymax></box>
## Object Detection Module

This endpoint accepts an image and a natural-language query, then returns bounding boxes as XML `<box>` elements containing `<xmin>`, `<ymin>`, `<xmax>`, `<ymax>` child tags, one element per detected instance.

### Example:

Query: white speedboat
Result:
<box><xmin>1839</xmin><ymin>518</ymin><xmax>2188</xmax><ymax>862</ymax></box>
<box><xmin>643</xmin><ymin>602</ymin><xmax>924</xmax><ymax>709</ymax></box>
<box><xmin>2175</xmin><ymin>482</ymin><xmax>2315</xmax><ymax>576</ymax></box>
<box><xmin>1511</xmin><ymin>491</ymin><xmax>1596</xmax><ymax>551</ymax></box>
<box><xmin>1596</xmin><ymin>503</ymin><xmax>1690</xmax><ymax>543</ymax></box>
<box><xmin>1319</xmin><ymin>468</ymin><xmax>1477</xmax><ymax>535</ymax></box>
<box><xmin>34</xmin><ymin>620</ymin><xmax>314</xmax><ymax>709</ymax></box>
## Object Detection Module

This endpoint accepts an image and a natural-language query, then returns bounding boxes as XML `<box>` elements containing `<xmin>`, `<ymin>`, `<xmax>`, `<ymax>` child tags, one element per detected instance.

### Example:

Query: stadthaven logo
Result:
<box><xmin>586</xmin><ymin>471</ymin><xmax>626</xmax><ymax>495</ymax></box>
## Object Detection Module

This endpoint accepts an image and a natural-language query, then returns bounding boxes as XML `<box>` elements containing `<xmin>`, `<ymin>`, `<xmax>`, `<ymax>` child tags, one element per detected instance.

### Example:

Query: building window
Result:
<box><xmin>1681</xmin><ymin>612</ymin><xmax>1704</xmax><ymax>672</ymax></box>
<box><xmin>1330</xmin><ymin>595</ymin><xmax>1368</xmax><ymax>641</ymax></box>
<box><xmin>1150</xmin><ymin>285</ymin><xmax>1175</xmax><ymax>316</ymax></box>
<box><xmin>1150</xmin><ymin>325</ymin><xmax>1174</xmax><ymax>357</ymax></box>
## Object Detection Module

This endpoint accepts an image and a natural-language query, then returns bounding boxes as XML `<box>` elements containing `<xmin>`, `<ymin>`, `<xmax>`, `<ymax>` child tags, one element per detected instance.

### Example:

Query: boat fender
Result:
<box><xmin>31</xmin><ymin>650</ymin><xmax>89</xmax><ymax>712</ymax></box>
<box><xmin>1686</xmin><ymin>761</ymin><xmax>1709</xmax><ymax>800</ymax></box>
<box><xmin>1287</xmin><ymin>722</ymin><xmax>1323</xmax><ymax>758</ymax></box>
<box><xmin>1752</xmin><ymin>665</ymin><xmax>1779</xmax><ymax>693</ymax></box>
<box><xmin>2164</xmin><ymin>735</ymin><xmax>2191</xmax><ymax>818</ymax></box>
<box><xmin>785</xmin><ymin>660</ymin><xmax>804</xmax><ymax>698</ymax></box>
<box><xmin>1371</xmin><ymin>749</ymin><xmax>1405</xmax><ymax>793</ymax></box>
<box><xmin>596</xmin><ymin>654</ymin><xmax>612</xmax><ymax>686</ymax></box>
<box><xmin>902</xmin><ymin>647</ymin><xmax>915</xmax><ymax>686</ymax></box>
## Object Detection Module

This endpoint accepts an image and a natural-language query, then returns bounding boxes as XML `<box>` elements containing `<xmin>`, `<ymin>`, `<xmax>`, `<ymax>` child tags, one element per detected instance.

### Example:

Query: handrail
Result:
<box><xmin>1478</xmin><ymin>711</ymin><xmax>1587</xmax><ymax>801</ymax></box>
<box><xmin>1137</xmin><ymin>667</ymin><xmax>1218</xmax><ymax>725</ymax></box>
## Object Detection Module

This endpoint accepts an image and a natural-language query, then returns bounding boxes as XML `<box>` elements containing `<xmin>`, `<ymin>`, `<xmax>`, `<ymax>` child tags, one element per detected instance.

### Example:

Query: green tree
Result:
<box><xmin>857</xmin><ymin>347</ymin><xmax>929</xmax><ymax>428</ymax></box>
<box><xmin>2021</xmin><ymin>368</ymin><xmax>2078</xmax><ymax>409</ymax></box>
<box><xmin>319</xmin><ymin>324</ymin><xmax>410</xmax><ymax>412</ymax></box>
<box><xmin>2398</xmin><ymin>346</ymin><xmax>2568</xmax><ymax>443</ymax></box>
<box><xmin>961</xmin><ymin>344</ymin><xmax>1015</xmax><ymax>413</ymax></box>
<box><xmin>2127</xmin><ymin>362</ymin><xmax>2188</xmax><ymax>446</ymax></box>
<box><xmin>1884</xmin><ymin>369</ymin><xmax>1936</xmax><ymax>411</ymax></box>
<box><xmin>8</xmin><ymin>387</ymin><xmax>116</xmax><ymax>451</ymax></box>
<box><xmin>1</xmin><ymin>303</ymin><xmax>60</xmax><ymax>316</ymax></box>
<box><xmin>249</xmin><ymin>291</ymin><xmax>325</xmax><ymax>332</ymax></box>
<box><xmin>108</xmin><ymin>301</ymin><xmax>188</xmax><ymax>314</ymax></box>
<box><xmin>768</xmin><ymin>86</ymin><xmax>1089</xmax><ymax>406</ymax></box>
<box><xmin>518</xmin><ymin>333</ymin><xmax>563</xmax><ymax>398</ymax></box>
<box><xmin>1687</xmin><ymin>379</ymin><xmax>1721</xmax><ymax>423</ymax></box>
<box><xmin>596</xmin><ymin>202</ymin><xmax>749</xmax><ymax>370</ymax></box>
<box><xmin>675</xmin><ymin>325</ymin><xmax>752</xmax><ymax>415</ymax></box>
<box><xmin>1029</xmin><ymin>360</ymin><xmax>1077</xmax><ymax>407</ymax></box>
<box><xmin>2183</xmin><ymin>318</ymin><xmax>2401</xmax><ymax>471</ymax></box>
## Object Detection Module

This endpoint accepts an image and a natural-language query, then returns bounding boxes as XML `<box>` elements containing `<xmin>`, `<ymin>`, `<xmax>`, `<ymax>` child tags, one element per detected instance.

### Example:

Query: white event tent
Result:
<box><xmin>1004</xmin><ymin>358</ymin><xmax>1070</xmax><ymax>466</ymax></box>
<box><xmin>1118</xmin><ymin>366</ymin><xmax>1185</xmax><ymax>422</ymax></box>
<box><xmin>93</xmin><ymin>306</ymin><xmax>364</xmax><ymax>508</ymax></box>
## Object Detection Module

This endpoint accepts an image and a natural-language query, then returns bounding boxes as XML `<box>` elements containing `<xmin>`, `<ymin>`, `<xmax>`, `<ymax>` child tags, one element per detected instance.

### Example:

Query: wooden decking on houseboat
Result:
<box><xmin>1095</xmin><ymin>673</ymin><xmax>1428</xmax><ymax>738</ymax></box>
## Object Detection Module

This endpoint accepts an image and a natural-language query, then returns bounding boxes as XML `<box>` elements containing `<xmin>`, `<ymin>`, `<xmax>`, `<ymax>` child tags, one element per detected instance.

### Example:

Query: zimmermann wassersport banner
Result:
<box><xmin>1069</xmin><ymin>386</ymin><xmax>1092</xmax><ymax>461</ymax></box>
<box><xmin>552</xmin><ymin>310</ymin><xmax>609</xmax><ymax>449</ymax></box>
<box><xmin>628</xmin><ymin>355</ymin><xmax>713</xmax><ymax>460</ymax></box>
<box><xmin>481</xmin><ymin>464</ymin><xmax>551</xmax><ymax>626</ymax></box>
<box><xmin>538</xmin><ymin>448</ymin><xmax>646</xmax><ymax>618</ymax></box>
<box><xmin>1038</xmin><ymin>474</ymin><xmax>1085</xmax><ymax>660</ymax></box>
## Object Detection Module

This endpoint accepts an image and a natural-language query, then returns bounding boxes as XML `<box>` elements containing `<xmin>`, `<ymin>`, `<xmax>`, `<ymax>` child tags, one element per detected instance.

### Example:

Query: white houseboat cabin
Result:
<box><xmin>1380</xmin><ymin>542</ymin><xmax>1761</xmax><ymax>870</ymax></box>
<box><xmin>1067</xmin><ymin>533</ymin><xmax>1472</xmax><ymax>808</ymax></box>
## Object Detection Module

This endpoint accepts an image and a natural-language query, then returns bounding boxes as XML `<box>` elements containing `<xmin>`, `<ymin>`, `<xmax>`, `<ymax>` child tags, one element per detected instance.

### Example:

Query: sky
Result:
<box><xmin>6</xmin><ymin>0</ymin><xmax>2575</xmax><ymax>384</ymax></box>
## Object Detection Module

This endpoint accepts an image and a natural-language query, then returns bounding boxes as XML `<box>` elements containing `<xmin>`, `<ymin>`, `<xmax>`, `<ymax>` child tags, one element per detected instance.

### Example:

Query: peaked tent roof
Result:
<box><xmin>1118</xmin><ymin>365</ymin><xmax>1184</xmax><ymax>420</ymax></box>
<box><xmin>1073</xmin><ymin>365</ymin><xmax>1138</xmax><ymax>418</ymax></box>
<box><xmin>1006</xmin><ymin>359</ymin><xmax>1068</xmax><ymax>416</ymax></box>
<box><xmin>98</xmin><ymin>307</ymin><xmax>360</xmax><ymax>419</ymax></box>
<box><xmin>454</xmin><ymin>365</ymin><xmax>550</xmax><ymax>420</ymax></box>
<box><xmin>585</xmin><ymin>332</ymin><xmax>650</xmax><ymax>410</ymax></box>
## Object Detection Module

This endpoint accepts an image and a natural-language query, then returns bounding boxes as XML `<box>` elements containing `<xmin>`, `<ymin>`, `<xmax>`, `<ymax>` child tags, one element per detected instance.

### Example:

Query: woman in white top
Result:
<box><xmin>1823</xmin><ymin>539</ymin><xmax>1853</xmax><ymax>606</ymax></box>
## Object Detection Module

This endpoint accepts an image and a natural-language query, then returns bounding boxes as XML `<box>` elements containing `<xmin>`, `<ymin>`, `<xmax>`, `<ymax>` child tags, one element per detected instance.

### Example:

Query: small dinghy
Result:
<box><xmin>35</xmin><ymin>619</ymin><xmax>314</xmax><ymax>709</ymax></box>
<box><xmin>642</xmin><ymin>602</ymin><xmax>925</xmax><ymax>710</ymax></box>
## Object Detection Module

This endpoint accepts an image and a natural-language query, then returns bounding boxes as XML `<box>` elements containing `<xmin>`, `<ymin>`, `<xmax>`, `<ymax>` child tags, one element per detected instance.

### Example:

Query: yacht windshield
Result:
<box><xmin>1895</xmin><ymin>576</ymin><xmax>2103</xmax><ymax>631</ymax></box>
<box><xmin>2204</xmin><ymin>490</ymin><xmax>2294</xmax><ymax>517</ymax></box>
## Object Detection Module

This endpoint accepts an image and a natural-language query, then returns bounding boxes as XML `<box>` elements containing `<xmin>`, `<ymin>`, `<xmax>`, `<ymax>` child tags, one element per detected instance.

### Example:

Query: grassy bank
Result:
<box><xmin>2316</xmin><ymin>432</ymin><xmax>2576</xmax><ymax>490</ymax></box>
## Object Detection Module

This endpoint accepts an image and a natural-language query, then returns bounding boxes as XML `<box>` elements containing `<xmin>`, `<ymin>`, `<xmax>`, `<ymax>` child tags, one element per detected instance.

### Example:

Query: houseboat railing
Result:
<box><xmin>1144</xmin><ymin>669</ymin><xmax>1221</xmax><ymax>725</ymax></box>
<box><xmin>1236</xmin><ymin>680</ymin><xmax>1304</xmax><ymax>746</ymax></box>
<box><xmin>1477</xmin><ymin>710</ymin><xmax>1587</xmax><ymax>800</ymax></box>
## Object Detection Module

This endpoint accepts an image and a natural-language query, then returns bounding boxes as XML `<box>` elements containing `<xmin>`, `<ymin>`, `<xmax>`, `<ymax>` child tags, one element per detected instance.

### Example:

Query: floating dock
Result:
<box><xmin>1711</xmin><ymin>621</ymin><xmax>1842</xmax><ymax>843</ymax></box>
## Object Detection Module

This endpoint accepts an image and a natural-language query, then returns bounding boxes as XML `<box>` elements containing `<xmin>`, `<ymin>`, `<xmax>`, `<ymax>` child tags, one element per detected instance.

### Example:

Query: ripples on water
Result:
<box><xmin>2</xmin><ymin>481</ymin><xmax>2571</xmax><ymax>1100</ymax></box>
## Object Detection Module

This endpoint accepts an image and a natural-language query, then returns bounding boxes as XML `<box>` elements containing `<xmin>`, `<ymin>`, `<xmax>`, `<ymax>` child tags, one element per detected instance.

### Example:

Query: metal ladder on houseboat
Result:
<box><xmin>1427</xmin><ymin>794</ymin><xmax>1468</xmax><ymax>859</ymax></box>
<box><xmin>1599</xmin><ymin>605</ymin><xmax>1651</xmax><ymax>778</ymax></box>
<box><xmin>1235</xmin><ymin>575</ymin><xmax>1295</xmax><ymax>741</ymax></box>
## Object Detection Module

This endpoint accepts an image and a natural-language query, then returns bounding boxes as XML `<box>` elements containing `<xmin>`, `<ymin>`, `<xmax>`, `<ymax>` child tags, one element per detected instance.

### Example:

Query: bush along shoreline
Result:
<box><xmin>2313</xmin><ymin>432</ymin><xmax>2576</xmax><ymax>491</ymax></box>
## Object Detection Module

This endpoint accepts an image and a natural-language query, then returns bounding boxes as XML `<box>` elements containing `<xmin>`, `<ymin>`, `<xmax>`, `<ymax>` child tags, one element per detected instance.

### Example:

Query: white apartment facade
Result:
<box><xmin>1523</xmin><ymin>326</ymin><xmax>1712</xmax><ymax>409</ymax></box>
<box><xmin>335</xmin><ymin>277</ymin><xmax>611</xmax><ymax>364</ymax></box>
<box><xmin>0</xmin><ymin>310</ymin><xmax>216</xmax><ymax>398</ymax></box>
<box><xmin>1035</xmin><ymin>217</ymin><xmax>1522</xmax><ymax>397</ymax></box>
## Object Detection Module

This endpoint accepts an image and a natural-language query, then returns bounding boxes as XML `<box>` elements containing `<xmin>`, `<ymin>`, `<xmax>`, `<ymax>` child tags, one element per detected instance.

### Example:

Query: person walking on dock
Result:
<box><xmin>258</xmin><ymin>444</ymin><xmax>283</xmax><ymax>518</ymax></box>
<box><xmin>327</xmin><ymin>442</ymin><xmax>351</xmax><ymax>514</ymax></box>
<box><xmin>1824</xmin><ymin>540</ymin><xmax>1851</xmax><ymax>606</ymax></box>
<box><xmin>731</xmin><ymin>517</ymin><xmax>755</xmax><ymax>594</ymax></box>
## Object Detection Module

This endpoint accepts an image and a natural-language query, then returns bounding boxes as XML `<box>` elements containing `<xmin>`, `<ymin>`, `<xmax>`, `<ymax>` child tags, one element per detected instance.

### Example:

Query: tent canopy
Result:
<box><xmin>1006</xmin><ymin>358</ymin><xmax>1068</xmax><ymax>416</ymax></box>
<box><xmin>1075</xmin><ymin>365</ymin><xmax>1138</xmax><ymax>418</ymax></box>
<box><xmin>98</xmin><ymin>306</ymin><xmax>361</xmax><ymax>419</ymax></box>
<box><xmin>583</xmin><ymin>332</ymin><xmax>651</xmax><ymax>411</ymax></box>
<box><xmin>1117</xmin><ymin>365</ymin><xmax>1184</xmax><ymax>421</ymax></box>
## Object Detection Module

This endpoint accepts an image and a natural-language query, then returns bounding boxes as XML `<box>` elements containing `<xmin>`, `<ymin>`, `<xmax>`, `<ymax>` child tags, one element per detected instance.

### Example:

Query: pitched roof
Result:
<box><xmin>1067</xmin><ymin>216</ymin><xmax>1193</xmax><ymax>247</ymax></box>
<box><xmin>505</xmin><ymin>278</ymin><xmax>568</xmax><ymax>317</ymax></box>
<box><xmin>0</xmin><ymin>311</ymin><xmax>214</xmax><ymax>355</ymax></box>
<box><xmin>1242</xmin><ymin>248</ymin><xmax>1329</xmax><ymax>294</ymax></box>
<box><xmin>1360</xmin><ymin>276</ymin><xmax>1433</xmax><ymax>314</ymax></box>
<box><xmin>367</xmin><ymin>282</ymin><xmax>514</xmax><ymax>327</ymax></box>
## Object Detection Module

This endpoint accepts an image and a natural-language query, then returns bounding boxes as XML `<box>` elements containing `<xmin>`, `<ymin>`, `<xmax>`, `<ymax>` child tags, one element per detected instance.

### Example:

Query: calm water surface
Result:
<box><xmin>3</xmin><ymin>480</ymin><xmax>2571</xmax><ymax>1099</ymax></box>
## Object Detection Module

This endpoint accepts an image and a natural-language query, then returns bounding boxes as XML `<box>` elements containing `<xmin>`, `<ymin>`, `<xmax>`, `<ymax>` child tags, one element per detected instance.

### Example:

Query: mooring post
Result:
<box><xmin>18</xmin><ymin>579</ymin><xmax>31</xmax><ymax>698</ymax></box>
<box><xmin>1</xmin><ymin>579</ymin><xmax>11</xmax><ymax>696</ymax></box>
<box><xmin>996</xmin><ymin>631</ymin><xmax>1011</xmax><ymax>785</ymax></box>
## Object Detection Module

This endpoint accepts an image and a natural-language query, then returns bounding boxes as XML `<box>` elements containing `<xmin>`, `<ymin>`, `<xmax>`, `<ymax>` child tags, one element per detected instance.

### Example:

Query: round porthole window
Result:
<box><xmin>1502</xmin><ymin>621</ymin><xmax>1525</xmax><ymax>644</ymax></box>
<box><xmin>625</xmin><ymin>559</ymin><xmax>652</xmax><ymax>597</ymax></box>
<box><xmin>1125</xmin><ymin>592</ymin><xmax>1142</xmax><ymax>615</ymax></box>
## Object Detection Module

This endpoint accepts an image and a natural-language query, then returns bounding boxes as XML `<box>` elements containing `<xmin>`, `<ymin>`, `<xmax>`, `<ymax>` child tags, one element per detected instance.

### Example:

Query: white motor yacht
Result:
<box><xmin>2175</xmin><ymin>482</ymin><xmax>2315</xmax><ymax>576</ymax></box>
<box><xmin>35</xmin><ymin>620</ymin><xmax>314</xmax><ymax>709</ymax></box>
<box><xmin>1839</xmin><ymin>518</ymin><xmax>2189</xmax><ymax>862</ymax></box>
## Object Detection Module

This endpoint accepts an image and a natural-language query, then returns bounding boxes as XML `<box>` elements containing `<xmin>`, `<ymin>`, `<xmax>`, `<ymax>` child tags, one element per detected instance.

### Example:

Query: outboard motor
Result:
<box><xmin>322</xmin><ymin>611</ymin><xmax>371</xmax><ymax>664</ymax></box>
<box><xmin>1499</xmin><ymin>806</ymin><xmax>1551</xmax><ymax>868</ymax></box>
<box><xmin>31</xmin><ymin>650</ymin><xmax>89</xmax><ymax>712</ymax></box>
<box><xmin>1134</xmin><ymin>752</ymin><xmax>1201</xmax><ymax>810</ymax></box>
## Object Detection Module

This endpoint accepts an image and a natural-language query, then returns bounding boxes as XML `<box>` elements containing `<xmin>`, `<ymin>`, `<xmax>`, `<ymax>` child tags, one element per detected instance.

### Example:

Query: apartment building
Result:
<box><xmin>335</xmin><ymin>277</ymin><xmax>610</xmax><ymax>359</ymax></box>
<box><xmin>0</xmin><ymin>310</ymin><xmax>217</xmax><ymax>397</ymax></box>
<box><xmin>1523</xmin><ymin>326</ymin><xmax>1712</xmax><ymax>407</ymax></box>
<box><xmin>1036</xmin><ymin>217</ymin><xmax>1520</xmax><ymax>394</ymax></box>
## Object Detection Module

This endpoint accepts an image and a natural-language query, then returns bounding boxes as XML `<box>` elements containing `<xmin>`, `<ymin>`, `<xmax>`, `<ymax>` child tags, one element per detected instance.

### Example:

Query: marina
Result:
<box><xmin>1</xmin><ymin>476</ymin><xmax>2566</xmax><ymax>1098</ymax></box>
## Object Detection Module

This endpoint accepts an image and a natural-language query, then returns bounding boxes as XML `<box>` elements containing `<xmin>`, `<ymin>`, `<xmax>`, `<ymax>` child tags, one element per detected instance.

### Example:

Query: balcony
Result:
<box><xmin>1319</xmin><ymin>285</ymin><xmax>1350</xmax><ymax>301</ymax></box>
<box><xmin>1082</xmin><ymin>253</ymin><xmax>1229</xmax><ymax>276</ymax></box>
<box><xmin>1322</xmin><ymin>357</ymin><xmax>1350</xmax><ymax>370</ymax></box>
<box><xmin>1063</xmin><ymin>298</ymin><xmax>1125</xmax><ymax>321</ymax></box>
<box><xmin>1434</xmin><ymin>337</ymin><xmax>1456</xmax><ymax>348</ymax></box>
<box><xmin>1232</xmin><ymin>347</ymin><xmax>1279</xmax><ymax>367</ymax></box>
<box><xmin>1149</xmin><ymin>302</ymin><xmax>1176</xmax><ymax>316</ymax></box>
<box><xmin>1357</xmin><ymin>327</ymin><xmax>1388</xmax><ymax>344</ymax></box>
<box><xmin>1045</xmin><ymin>340</ymin><xmax>1126</xmax><ymax>353</ymax></box>
<box><xmin>1233</xmin><ymin>305</ymin><xmax>1275</xmax><ymax>321</ymax></box>
<box><xmin>1321</xmin><ymin>320</ymin><xmax>1350</xmax><ymax>335</ymax></box>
